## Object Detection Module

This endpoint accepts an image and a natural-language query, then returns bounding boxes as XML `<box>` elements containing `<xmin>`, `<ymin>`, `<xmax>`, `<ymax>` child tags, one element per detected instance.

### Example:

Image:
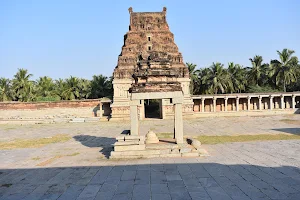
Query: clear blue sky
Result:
<box><xmin>1</xmin><ymin>0</ymin><xmax>299</xmax><ymax>80</ymax></box>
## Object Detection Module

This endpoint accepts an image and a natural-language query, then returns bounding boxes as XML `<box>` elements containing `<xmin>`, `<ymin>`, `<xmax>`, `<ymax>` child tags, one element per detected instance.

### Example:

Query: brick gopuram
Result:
<box><xmin>111</xmin><ymin>7</ymin><xmax>193</xmax><ymax>120</ymax></box>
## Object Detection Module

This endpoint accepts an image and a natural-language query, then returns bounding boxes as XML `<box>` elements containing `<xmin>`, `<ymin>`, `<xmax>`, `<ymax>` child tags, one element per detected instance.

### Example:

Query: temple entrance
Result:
<box><xmin>144</xmin><ymin>99</ymin><xmax>162</xmax><ymax>119</ymax></box>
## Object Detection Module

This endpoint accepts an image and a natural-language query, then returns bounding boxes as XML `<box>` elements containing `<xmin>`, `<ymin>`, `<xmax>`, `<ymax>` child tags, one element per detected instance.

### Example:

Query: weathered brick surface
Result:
<box><xmin>0</xmin><ymin>99</ymin><xmax>101</xmax><ymax>110</ymax></box>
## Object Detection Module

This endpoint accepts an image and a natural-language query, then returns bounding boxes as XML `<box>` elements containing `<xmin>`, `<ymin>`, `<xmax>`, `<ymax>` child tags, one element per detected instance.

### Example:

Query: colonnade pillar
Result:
<box><xmin>281</xmin><ymin>95</ymin><xmax>285</xmax><ymax>109</ymax></box>
<box><xmin>201</xmin><ymin>98</ymin><xmax>205</xmax><ymax>112</ymax></box>
<box><xmin>292</xmin><ymin>95</ymin><xmax>296</xmax><ymax>109</ymax></box>
<box><xmin>224</xmin><ymin>97</ymin><xmax>228</xmax><ymax>111</ymax></box>
<box><xmin>236</xmin><ymin>97</ymin><xmax>239</xmax><ymax>111</ymax></box>
<box><xmin>247</xmin><ymin>96</ymin><xmax>251</xmax><ymax>111</ymax></box>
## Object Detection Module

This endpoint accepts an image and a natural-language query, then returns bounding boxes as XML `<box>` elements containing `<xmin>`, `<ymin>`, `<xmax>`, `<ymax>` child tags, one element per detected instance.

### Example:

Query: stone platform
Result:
<box><xmin>110</xmin><ymin>137</ymin><xmax>208</xmax><ymax>159</ymax></box>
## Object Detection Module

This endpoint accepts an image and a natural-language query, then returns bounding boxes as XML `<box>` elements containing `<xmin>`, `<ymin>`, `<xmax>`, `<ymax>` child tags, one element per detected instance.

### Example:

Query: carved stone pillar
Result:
<box><xmin>236</xmin><ymin>97</ymin><xmax>239</xmax><ymax>111</ymax></box>
<box><xmin>213</xmin><ymin>97</ymin><xmax>216</xmax><ymax>112</ymax></box>
<box><xmin>201</xmin><ymin>98</ymin><xmax>205</xmax><ymax>112</ymax></box>
<box><xmin>174</xmin><ymin>103</ymin><xmax>183</xmax><ymax>144</ymax></box>
<box><xmin>259</xmin><ymin>96</ymin><xmax>262</xmax><ymax>110</ymax></box>
<box><xmin>224</xmin><ymin>97</ymin><xmax>228</xmax><ymax>112</ymax></box>
<box><xmin>247</xmin><ymin>96</ymin><xmax>251</xmax><ymax>111</ymax></box>
<box><xmin>130</xmin><ymin>100</ymin><xmax>139</xmax><ymax>135</ymax></box>
<box><xmin>99</xmin><ymin>102</ymin><xmax>103</xmax><ymax>118</ymax></box>
<box><xmin>270</xmin><ymin>96</ymin><xmax>273</xmax><ymax>110</ymax></box>
<box><xmin>281</xmin><ymin>95</ymin><xmax>285</xmax><ymax>109</ymax></box>
<box><xmin>292</xmin><ymin>95</ymin><xmax>296</xmax><ymax>109</ymax></box>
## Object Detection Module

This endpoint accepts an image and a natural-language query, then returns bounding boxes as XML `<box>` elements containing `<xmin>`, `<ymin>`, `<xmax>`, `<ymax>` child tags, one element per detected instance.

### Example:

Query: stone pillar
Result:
<box><xmin>130</xmin><ymin>100</ymin><xmax>139</xmax><ymax>136</ymax></box>
<box><xmin>174</xmin><ymin>103</ymin><xmax>184</xmax><ymax>144</ymax></box>
<box><xmin>236</xmin><ymin>97</ymin><xmax>239</xmax><ymax>111</ymax></box>
<box><xmin>247</xmin><ymin>96</ymin><xmax>251</xmax><ymax>111</ymax></box>
<box><xmin>224</xmin><ymin>97</ymin><xmax>228</xmax><ymax>112</ymax></box>
<box><xmin>99</xmin><ymin>102</ymin><xmax>103</xmax><ymax>118</ymax></box>
<box><xmin>139</xmin><ymin>100</ymin><xmax>145</xmax><ymax>120</ymax></box>
<box><xmin>270</xmin><ymin>96</ymin><xmax>273</xmax><ymax>110</ymax></box>
<box><xmin>292</xmin><ymin>95</ymin><xmax>296</xmax><ymax>109</ymax></box>
<box><xmin>201</xmin><ymin>98</ymin><xmax>205</xmax><ymax>112</ymax></box>
<box><xmin>258</xmin><ymin>96</ymin><xmax>262</xmax><ymax>110</ymax></box>
<box><xmin>213</xmin><ymin>97</ymin><xmax>216</xmax><ymax>112</ymax></box>
<box><xmin>281</xmin><ymin>95</ymin><xmax>285</xmax><ymax>109</ymax></box>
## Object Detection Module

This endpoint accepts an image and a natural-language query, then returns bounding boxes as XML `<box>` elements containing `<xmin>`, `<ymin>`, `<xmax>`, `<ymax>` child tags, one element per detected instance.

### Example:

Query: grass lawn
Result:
<box><xmin>156</xmin><ymin>133</ymin><xmax>300</xmax><ymax>144</ymax></box>
<box><xmin>0</xmin><ymin>134</ymin><xmax>71</xmax><ymax>150</ymax></box>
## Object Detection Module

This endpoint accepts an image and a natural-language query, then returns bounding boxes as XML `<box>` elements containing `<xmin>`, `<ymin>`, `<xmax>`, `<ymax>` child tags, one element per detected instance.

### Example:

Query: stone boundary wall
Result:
<box><xmin>0</xmin><ymin>99</ymin><xmax>103</xmax><ymax>110</ymax></box>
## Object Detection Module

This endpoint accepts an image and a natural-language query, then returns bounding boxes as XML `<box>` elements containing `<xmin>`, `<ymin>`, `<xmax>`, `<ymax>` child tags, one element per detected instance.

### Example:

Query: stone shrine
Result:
<box><xmin>111</xmin><ymin>7</ymin><xmax>193</xmax><ymax>120</ymax></box>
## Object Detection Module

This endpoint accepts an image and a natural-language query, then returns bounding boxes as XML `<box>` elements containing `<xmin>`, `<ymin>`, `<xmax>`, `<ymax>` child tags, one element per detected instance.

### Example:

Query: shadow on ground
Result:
<box><xmin>0</xmin><ymin>163</ymin><xmax>299</xmax><ymax>200</ymax></box>
<box><xmin>73</xmin><ymin>135</ymin><xmax>116</xmax><ymax>159</ymax></box>
<box><xmin>272</xmin><ymin>128</ymin><xmax>300</xmax><ymax>135</ymax></box>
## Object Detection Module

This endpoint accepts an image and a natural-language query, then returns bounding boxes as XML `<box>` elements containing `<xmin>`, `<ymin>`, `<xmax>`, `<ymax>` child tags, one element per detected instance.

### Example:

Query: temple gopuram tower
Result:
<box><xmin>111</xmin><ymin>7</ymin><xmax>193</xmax><ymax>119</ymax></box>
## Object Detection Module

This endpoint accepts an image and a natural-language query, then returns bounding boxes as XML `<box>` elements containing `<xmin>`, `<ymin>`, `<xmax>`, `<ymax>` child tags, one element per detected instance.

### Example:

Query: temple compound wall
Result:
<box><xmin>111</xmin><ymin>7</ymin><xmax>193</xmax><ymax>120</ymax></box>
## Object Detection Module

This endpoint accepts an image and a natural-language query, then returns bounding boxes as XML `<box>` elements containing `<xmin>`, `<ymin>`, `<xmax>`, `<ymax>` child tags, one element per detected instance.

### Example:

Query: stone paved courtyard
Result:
<box><xmin>0</xmin><ymin>115</ymin><xmax>300</xmax><ymax>199</ymax></box>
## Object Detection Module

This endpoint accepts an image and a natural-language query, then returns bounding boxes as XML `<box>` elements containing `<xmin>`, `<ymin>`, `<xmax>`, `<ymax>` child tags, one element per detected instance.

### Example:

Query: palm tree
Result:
<box><xmin>0</xmin><ymin>78</ymin><xmax>11</xmax><ymax>101</ymax></box>
<box><xmin>270</xmin><ymin>49</ymin><xmax>299</xmax><ymax>92</ymax></box>
<box><xmin>61</xmin><ymin>76</ymin><xmax>81</xmax><ymax>100</ymax></box>
<box><xmin>201</xmin><ymin>62</ymin><xmax>231</xmax><ymax>94</ymax></box>
<box><xmin>227</xmin><ymin>62</ymin><xmax>247</xmax><ymax>93</ymax></box>
<box><xmin>12</xmin><ymin>68</ymin><xmax>34</xmax><ymax>102</ymax></box>
<box><xmin>78</xmin><ymin>78</ymin><xmax>91</xmax><ymax>99</ymax></box>
<box><xmin>186</xmin><ymin>62</ymin><xmax>199</xmax><ymax>94</ymax></box>
<box><xmin>248</xmin><ymin>55</ymin><xmax>269</xmax><ymax>86</ymax></box>
<box><xmin>90</xmin><ymin>75</ymin><xmax>112</xmax><ymax>98</ymax></box>
<box><xmin>36</xmin><ymin>76</ymin><xmax>55</xmax><ymax>97</ymax></box>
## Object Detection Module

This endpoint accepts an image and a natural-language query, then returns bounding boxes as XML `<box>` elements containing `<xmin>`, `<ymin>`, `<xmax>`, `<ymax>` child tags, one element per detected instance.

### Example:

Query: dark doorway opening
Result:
<box><xmin>144</xmin><ymin>99</ymin><xmax>162</xmax><ymax>119</ymax></box>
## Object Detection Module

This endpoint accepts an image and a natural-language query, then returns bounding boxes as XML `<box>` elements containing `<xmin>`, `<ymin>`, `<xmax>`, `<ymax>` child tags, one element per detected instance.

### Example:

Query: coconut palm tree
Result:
<box><xmin>248</xmin><ymin>55</ymin><xmax>269</xmax><ymax>86</ymax></box>
<box><xmin>0</xmin><ymin>78</ymin><xmax>11</xmax><ymax>101</ymax></box>
<box><xmin>12</xmin><ymin>68</ymin><xmax>34</xmax><ymax>101</ymax></box>
<box><xmin>78</xmin><ymin>78</ymin><xmax>91</xmax><ymax>99</ymax></box>
<box><xmin>270</xmin><ymin>49</ymin><xmax>299</xmax><ymax>92</ymax></box>
<box><xmin>227</xmin><ymin>62</ymin><xmax>247</xmax><ymax>93</ymax></box>
<box><xmin>61</xmin><ymin>76</ymin><xmax>81</xmax><ymax>100</ymax></box>
<box><xmin>90</xmin><ymin>75</ymin><xmax>112</xmax><ymax>98</ymax></box>
<box><xmin>201</xmin><ymin>62</ymin><xmax>231</xmax><ymax>94</ymax></box>
<box><xmin>186</xmin><ymin>62</ymin><xmax>199</xmax><ymax>95</ymax></box>
<box><xmin>36</xmin><ymin>76</ymin><xmax>55</xmax><ymax>97</ymax></box>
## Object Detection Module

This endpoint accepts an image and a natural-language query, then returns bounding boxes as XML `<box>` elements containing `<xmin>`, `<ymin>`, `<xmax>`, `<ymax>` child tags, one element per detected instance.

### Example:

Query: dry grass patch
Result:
<box><xmin>197</xmin><ymin>134</ymin><xmax>300</xmax><ymax>144</ymax></box>
<box><xmin>156</xmin><ymin>132</ymin><xmax>300</xmax><ymax>144</ymax></box>
<box><xmin>280</xmin><ymin>119</ymin><xmax>300</xmax><ymax>125</ymax></box>
<box><xmin>31</xmin><ymin>157</ymin><xmax>41</xmax><ymax>161</ymax></box>
<box><xmin>36</xmin><ymin>155</ymin><xmax>63</xmax><ymax>166</ymax></box>
<box><xmin>0</xmin><ymin>134</ymin><xmax>71</xmax><ymax>150</ymax></box>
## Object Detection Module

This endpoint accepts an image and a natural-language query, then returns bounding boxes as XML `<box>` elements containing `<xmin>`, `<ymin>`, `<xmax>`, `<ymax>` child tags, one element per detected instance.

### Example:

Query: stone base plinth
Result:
<box><xmin>110</xmin><ymin>138</ymin><xmax>209</xmax><ymax>159</ymax></box>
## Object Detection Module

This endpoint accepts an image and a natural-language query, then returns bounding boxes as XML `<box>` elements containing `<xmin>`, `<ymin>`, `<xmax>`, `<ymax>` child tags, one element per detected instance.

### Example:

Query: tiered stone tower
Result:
<box><xmin>111</xmin><ymin>7</ymin><xmax>193</xmax><ymax>119</ymax></box>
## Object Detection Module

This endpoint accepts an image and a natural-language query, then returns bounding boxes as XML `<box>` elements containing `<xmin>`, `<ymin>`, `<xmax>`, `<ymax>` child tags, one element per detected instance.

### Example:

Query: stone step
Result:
<box><xmin>116</xmin><ymin>135</ymin><xmax>145</xmax><ymax>141</ymax></box>
<box><xmin>181</xmin><ymin>152</ymin><xmax>199</xmax><ymax>157</ymax></box>
<box><xmin>114</xmin><ymin>141</ymin><xmax>144</xmax><ymax>146</ymax></box>
<box><xmin>111</xmin><ymin>149</ymin><xmax>161</xmax><ymax>157</ymax></box>
<box><xmin>114</xmin><ymin>144</ymin><xmax>146</xmax><ymax>152</ymax></box>
<box><xmin>146</xmin><ymin>143</ymin><xmax>178</xmax><ymax>150</ymax></box>
<box><xmin>69</xmin><ymin>118</ymin><xmax>85</xmax><ymax>123</ymax></box>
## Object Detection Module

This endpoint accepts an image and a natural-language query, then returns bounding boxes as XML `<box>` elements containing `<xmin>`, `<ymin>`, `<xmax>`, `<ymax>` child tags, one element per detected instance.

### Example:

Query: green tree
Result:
<box><xmin>0</xmin><ymin>78</ymin><xmax>11</xmax><ymax>101</ymax></box>
<box><xmin>270</xmin><ymin>49</ymin><xmax>299</xmax><ymax>92</ymax></box>
<box><xmin>61</xmin><ymin>76</ymin><xmax>81</xmax><ymax>100</ymax></box>
<box><xmin>186</xmin><ymin>62</ymin><xmax>199</xmax><ymax>95</ymax></box>
<box><xmin>12</xmin><ymin>68</ymin><xmax>35</xmax><ymax>102</ymax></box>
<box><xmin>90</xmin><ymin>75</ymin><xmax>112</xmax><ymax>99</ymax></box>
<box><xmin>248</xmin><ymin>55</ymin><xmax>269</xmax><ymax>86</ymax></box>
<box><xmin>78</xmin><ymin>78</ymin><xmax>91</xmax><ymax>99</ymax></box>
<box><xmin>227</xmin><ymin>62</ymin><xmax>247</xmax><ymax>93</ymax></box>
<box><xmin>36</xmin><ymin>76</ymin><xmax>55</xmax><ymax>97</ymax></box>
<box><xmin>201</xmin><ymin>62</ymin><xmax>231</xmax><ymax>94</ymax></box>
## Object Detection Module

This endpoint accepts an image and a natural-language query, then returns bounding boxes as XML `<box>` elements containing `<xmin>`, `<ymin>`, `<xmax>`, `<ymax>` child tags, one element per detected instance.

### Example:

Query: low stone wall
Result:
<box><xmin>0</xmin><ymin>99</ymin><xmax>101</xmax><ymax>110</ymax></box>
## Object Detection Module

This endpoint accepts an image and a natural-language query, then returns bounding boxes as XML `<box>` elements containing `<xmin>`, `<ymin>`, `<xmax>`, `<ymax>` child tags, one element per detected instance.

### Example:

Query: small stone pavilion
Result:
<box><xmin>111</xmin><ymin>7</ymin><xmax>193</xmax><ymax>120</ymax></box>
<box><xmin>109</xmin><ymin>7</ymin><xmax>207</xmax><ymax>159</ymax></box>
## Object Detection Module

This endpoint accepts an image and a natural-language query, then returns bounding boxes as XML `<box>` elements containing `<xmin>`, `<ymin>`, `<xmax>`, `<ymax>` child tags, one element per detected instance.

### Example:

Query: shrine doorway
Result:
<box><xmin>144</xmin><ymin>99</ymin><xmax>162</xmax><ymax>119</ymax></box>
